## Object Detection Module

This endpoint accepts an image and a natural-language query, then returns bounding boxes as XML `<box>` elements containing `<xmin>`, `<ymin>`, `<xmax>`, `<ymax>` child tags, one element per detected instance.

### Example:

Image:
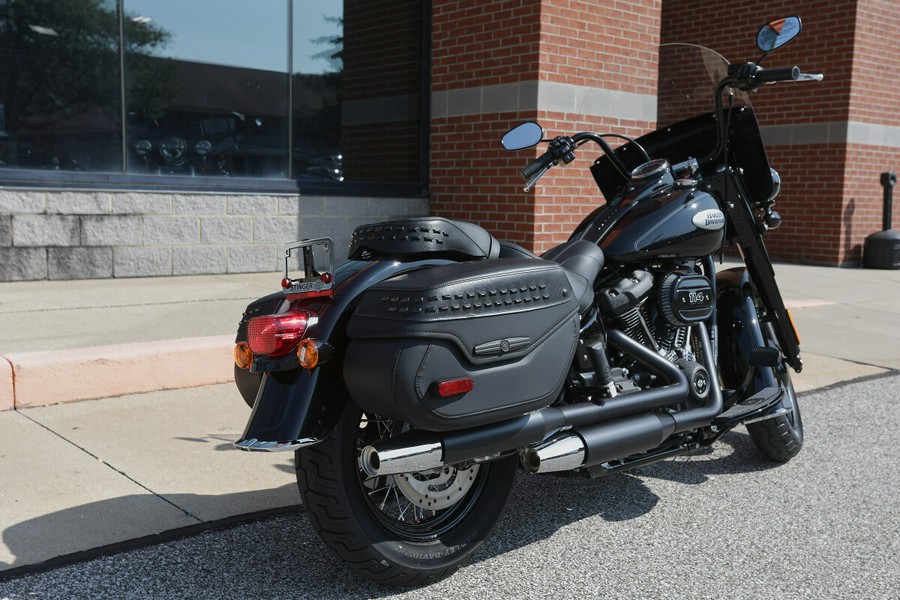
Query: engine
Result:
<box><xmin>593</xmin><ymin>267</ymin><xmax>714</xmax><ymax>401</ymax></box>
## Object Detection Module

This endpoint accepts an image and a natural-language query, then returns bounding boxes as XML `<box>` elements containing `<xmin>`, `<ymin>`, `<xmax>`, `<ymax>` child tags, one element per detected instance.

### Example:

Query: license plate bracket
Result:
<box><xmin>281</xmin><ymin>237</ymin><xmax>334</xmax><ymax>298</ymax></box>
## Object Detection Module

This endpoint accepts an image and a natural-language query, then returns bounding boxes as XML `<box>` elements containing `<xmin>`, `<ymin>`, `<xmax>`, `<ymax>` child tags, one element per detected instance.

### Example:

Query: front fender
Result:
<box><xmin>234</xmin><ymin>258</ymin><xmax>453</xmax><ymax>451</ymax></box>
<box><xmin>716</xmin><ymin>267</ymin><xmax>779</xmax><ymax>395</ymax></box>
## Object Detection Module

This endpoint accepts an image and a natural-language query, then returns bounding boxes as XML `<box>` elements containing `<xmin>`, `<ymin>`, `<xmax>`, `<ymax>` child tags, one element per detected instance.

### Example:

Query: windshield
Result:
<box><xmin>590</xmin><ymin>43</ymin><xmax>772</xmax><ymax>204</ymax></box>
<box><xmin>656</xmin><ymin>43</ymin><xmax>751</xmax><ymax>129</ymax></box>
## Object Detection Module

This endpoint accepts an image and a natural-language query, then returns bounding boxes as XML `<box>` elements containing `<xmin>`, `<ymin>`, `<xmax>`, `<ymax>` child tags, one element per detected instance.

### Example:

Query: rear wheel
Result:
<box><xmin>296</xmin><ymin>402</ymin><xmax>517</xmax><ymax>586</ymax></box>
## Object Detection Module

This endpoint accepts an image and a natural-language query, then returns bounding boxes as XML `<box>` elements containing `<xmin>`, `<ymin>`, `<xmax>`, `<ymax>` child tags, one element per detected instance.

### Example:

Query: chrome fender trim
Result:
<box><xmin>234</xmin><ymin>437</ymin><xmax>322</xmax><ymax>452</ymax></box>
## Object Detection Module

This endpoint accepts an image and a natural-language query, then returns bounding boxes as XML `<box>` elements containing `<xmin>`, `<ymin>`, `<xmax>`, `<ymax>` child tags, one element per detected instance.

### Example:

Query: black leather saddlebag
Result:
<box><xmin>343</xmin><ymin>258</ymin><xmax>580</xmax><ymax>431</ymax></box>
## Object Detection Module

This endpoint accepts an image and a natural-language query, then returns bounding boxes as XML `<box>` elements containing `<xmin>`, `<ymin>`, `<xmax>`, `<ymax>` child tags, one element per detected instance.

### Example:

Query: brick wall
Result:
<box><xmin>431</xmin><ymin>0</ymin><xmax>661</xmax><ymax>253</ymax></box>
<box><xmin>430</xmin><ymin>0</ymin><xmax>543</xmax><ymax>248</ymax></box>
<box><xmin>0</xmin><ymin>191</ymin><xmax>426</xmax><ymax>281</ymax></box>
<box><xmin>662</xmin><ymin>0</ymin><xmax>900</xmax><ymax>265</ymax></box>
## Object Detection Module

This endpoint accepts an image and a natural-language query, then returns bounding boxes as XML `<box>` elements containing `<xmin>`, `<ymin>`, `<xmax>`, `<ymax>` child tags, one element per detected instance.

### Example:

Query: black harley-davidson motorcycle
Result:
<box><xmin>231</xmin><ymin>17</ymin><xmax>821</xmax><ymax>585</ymax></box>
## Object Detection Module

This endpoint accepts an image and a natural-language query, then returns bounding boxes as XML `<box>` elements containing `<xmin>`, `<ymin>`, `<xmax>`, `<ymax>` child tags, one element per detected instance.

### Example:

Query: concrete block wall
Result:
<box><xmin>0</xmin><ymin>190</ymin><xmax>426</xmax><ymax>281</ymax></box>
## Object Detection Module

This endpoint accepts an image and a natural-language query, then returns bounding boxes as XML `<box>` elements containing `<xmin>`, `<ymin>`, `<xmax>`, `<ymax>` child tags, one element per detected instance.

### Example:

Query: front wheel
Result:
<box><xmin>745</xmin><ymin>334</ymin><xmax>804</xmax><ymax>461</ymax></box>
<box><xmin>296</xmin><ymin>402</ymin><xmax>517</xmax><ymax>586</ymax></box>
<box><xmin>717</xmin><ymin>269</ymin><xmax>804</xmax><ymax>462</ymax></box>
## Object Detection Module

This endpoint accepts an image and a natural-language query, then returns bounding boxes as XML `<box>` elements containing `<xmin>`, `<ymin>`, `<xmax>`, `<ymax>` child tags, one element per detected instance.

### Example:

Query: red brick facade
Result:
<box><xmin>431</xmin><ymin>0</ymin><xmax>900</xmax><ymax>265</ymax></box>
<box><xmin>661</xmin><ymin>0</ymin><xmax>900</xmax><ymax>265</ymax></box>
<box><xmin>430</xmin><ymin>0</ymin><xmax>660</xmax><ymax>253</ymax></box>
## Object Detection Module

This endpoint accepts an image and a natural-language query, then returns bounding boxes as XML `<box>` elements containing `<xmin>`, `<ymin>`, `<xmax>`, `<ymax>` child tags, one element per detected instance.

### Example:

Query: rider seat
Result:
<box><xmin>349</xmin><ymin>217</ymin><xmax>500</xmax><ymax>261</ymax></box>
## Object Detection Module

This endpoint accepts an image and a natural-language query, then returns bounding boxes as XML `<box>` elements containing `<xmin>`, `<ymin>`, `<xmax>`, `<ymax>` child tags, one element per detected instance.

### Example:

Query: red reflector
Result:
<box><xmin>247</xmin><ymin>312</ymin><xmax>309</xmax><ymax>356</ymax></box>
<box><xmin>436</xmin><ymin>378</ymin><xmax>474</xmax><ymax>398</ymax></box>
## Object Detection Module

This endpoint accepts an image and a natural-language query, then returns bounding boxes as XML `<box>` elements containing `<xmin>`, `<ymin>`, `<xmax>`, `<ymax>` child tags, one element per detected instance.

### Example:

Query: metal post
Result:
<box><xmin>880</xmin><ymin>171</ymin><xmax>896</xmax><ymax>231</ymax></box>
<box><xmin>864</xmin><ymin>171</ymin><xmax>900</xmax><ymax>269</ymax></box>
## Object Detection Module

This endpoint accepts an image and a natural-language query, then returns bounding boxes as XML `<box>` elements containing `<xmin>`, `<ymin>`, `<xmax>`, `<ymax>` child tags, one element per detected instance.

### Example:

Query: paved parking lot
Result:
<box><xmin>3</xmin><ymin>374</ymin><xmax>897</xmax><ymax>599</ymax></box>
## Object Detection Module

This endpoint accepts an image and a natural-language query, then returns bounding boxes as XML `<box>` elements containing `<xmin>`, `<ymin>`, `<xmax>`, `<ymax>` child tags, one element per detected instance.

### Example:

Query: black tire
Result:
<box><xmin>745</xmin><ymin>335</ymin><xmax>804</xmax><ymax>461</ymax></box>
<box><xmin>716</xmin><ymin>269</ymin><xmax>803</xmax><ymax>462</ymax></box>
<box><xmin>296</xmin><ymin>402</ymin><xmax>517</xmax><ymax>586</ymax></box>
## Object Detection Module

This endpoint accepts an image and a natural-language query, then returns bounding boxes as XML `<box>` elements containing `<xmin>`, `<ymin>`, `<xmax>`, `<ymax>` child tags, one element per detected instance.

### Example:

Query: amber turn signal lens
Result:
<box><xmin>234</xmin><ymin>341</ymin><xmax>253</xmax><ymax>369</ymax></box>
<box><xmin>786</xmin><ymin>309</ymin><xmax>801</xmax><ymax>345</ymax></box>
<box><xmin>297</xmin><ymin>338</ymin><xmax>319</xmax><ymax>369</ymax></box>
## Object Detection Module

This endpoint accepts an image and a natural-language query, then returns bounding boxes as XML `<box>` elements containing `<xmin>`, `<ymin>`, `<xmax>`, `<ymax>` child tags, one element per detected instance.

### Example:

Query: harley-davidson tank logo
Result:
<box><xmin>692</xmin><ymin>209</ymin><xmax>725</xmax><ymax>231</ymax></box>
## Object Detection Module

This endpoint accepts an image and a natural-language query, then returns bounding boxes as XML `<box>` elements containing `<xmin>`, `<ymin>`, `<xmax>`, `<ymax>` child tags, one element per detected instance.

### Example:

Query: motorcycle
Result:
<box><xmin>230</xmin><ymin>17</ymin><xmax>821</xmax><ymax>585</ymax></box>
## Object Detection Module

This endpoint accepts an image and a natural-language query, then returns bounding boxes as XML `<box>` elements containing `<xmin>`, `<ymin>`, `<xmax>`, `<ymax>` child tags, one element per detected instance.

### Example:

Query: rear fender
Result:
<box><xmin>235</xmin><ymin>258</ymin><xmax>453</xmax><ymax>451</ymax></box>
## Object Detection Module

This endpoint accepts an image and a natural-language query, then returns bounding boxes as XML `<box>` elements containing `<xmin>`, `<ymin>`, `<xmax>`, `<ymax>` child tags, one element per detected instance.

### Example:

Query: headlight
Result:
<box><xmin>768</xmin><ymin>167</ymin><xmax>781</xmax><ymax>203</ymax></box>
<box><xmin>159</xmin><ymin>136</ymin><xmax>187</xmax><ymax>162</ymax></box>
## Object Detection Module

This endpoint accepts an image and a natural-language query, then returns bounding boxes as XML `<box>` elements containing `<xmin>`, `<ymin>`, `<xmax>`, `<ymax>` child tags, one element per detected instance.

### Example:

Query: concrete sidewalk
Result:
<box><xmin>1</xmin><ymin>262</ymin><xmax>899</xmax><ymax>577</ymax></box>
<box><xmin>0</xmin><ymin>272</ymin><xmax>278</xmax><ymax>410</ymax></box>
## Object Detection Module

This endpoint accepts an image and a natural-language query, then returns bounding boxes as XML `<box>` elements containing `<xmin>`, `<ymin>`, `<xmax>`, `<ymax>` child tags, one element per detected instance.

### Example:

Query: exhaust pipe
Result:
<box><xmin>361</xmin><ymin>325</ymin><xmax>720</xmax><ymax>478</ymax></box>
<box><xmin>521</xmin><ymin>433</ymin><xmax>586</xmax><ymax>473</ymax></box>
<box><xmin>523</xmin><ymin>413</ymin><xmax>677</xmax><ymax>473</ymax></box>
<box><xmin>360</xmin><ymin>431</ymin><xmax>443</xmax><ymax>477</ymax></box>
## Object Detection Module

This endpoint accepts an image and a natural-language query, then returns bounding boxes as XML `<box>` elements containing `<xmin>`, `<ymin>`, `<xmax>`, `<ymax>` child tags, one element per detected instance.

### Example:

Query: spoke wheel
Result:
<box><xmin>357</xmin><ymin>415</ymin><xmax>484</xmax><ymax>539</ymax></box>
<box><xmin>296</xmin><ymin>402</ymin><xmax>517</xmax><ymax>586</ymax></box>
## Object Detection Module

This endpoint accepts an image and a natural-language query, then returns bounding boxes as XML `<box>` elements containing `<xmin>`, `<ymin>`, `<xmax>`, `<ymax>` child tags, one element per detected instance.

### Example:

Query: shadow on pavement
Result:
<box><xmin>2</xmin><ymin>430</ymin><xmax>779</xmax><ymax>595</ymax></box>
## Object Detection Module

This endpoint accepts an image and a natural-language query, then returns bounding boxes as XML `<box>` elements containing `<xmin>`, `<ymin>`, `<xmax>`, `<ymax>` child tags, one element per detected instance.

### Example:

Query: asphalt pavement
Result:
<box><xmin>1</xmin><ymin>260</ymin><xmax>899</xmax><ymax>590</ymax></box>
<box><xmin>1</xmin><ymin>374</ymin><xmax>897</xmax><ymax>599</ymax></box>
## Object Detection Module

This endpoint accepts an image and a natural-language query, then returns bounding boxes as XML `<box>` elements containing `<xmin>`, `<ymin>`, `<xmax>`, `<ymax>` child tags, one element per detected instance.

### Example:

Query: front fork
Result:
<box><xmin>712</xmin><ymin>169</ymin><xmax>802</xmax><ymax>372</ymax></box>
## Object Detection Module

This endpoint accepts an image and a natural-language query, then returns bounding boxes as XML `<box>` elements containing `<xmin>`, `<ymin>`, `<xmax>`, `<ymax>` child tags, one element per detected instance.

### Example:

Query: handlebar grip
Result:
<box><xmin>756</xmin><ymin>66</ymin><xmax>801</xmax><ymax>83</ymax></box>
<box><xmin>520</xmin><ymin>152</ymin><xmax>555</xmax><ymax>181</ymax></box>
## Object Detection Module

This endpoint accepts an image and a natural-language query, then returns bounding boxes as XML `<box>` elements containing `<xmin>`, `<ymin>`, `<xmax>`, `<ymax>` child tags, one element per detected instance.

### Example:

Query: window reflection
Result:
<box><xmin>124</xmin><ymin>0</ymin><xmax>290</xmax><ymax>177</ymax></box>
<box><xmin>0</xmin><ymin>0</ymin><xmax>122</xmax><ymax>172</ymax></box>
<box><xmin>0</xmin><ymin>0</ymin><xmax>425</xmax><ymax>186</ymax></box>
<box><xmin>294</xmin><ymin>0</ymin><xmax>424</xmax><ymax>184</ymax></box>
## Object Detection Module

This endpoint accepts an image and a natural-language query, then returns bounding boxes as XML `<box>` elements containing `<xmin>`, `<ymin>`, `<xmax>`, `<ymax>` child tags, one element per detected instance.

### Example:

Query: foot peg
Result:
<box><xmin>712</xmin><ymin>386</ymin><xmax>783</xmax><ymax>426</ymax></box>
<box><xmin>748</xmin><ymin>347</ymin><xmax>781</xmax><ymax>367</ymax></box>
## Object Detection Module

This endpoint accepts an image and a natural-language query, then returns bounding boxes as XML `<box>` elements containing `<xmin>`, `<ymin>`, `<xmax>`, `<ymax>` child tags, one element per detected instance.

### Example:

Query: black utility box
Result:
<box><xmin>343</xmin><ymin>258</ymin><xmax>580</xmax><ymax>431</ymax></box>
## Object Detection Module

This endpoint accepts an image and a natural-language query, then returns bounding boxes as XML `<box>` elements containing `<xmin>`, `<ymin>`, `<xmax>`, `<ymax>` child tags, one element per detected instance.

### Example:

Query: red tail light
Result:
<box><xmin>247</xmin><ymin>311</ymin><xmax>309</xmax><ymax>356</ymax></box>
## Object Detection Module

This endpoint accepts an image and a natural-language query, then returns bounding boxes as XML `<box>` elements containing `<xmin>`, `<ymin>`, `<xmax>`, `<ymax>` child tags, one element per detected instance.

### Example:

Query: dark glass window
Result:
<box><xmin>124</xmin><ymin>0</ymin><xmax>290</xmax><ymax>178</ymax></box>
<box><xmin>294</xmin><ymin>0</ymin><xmax>424</xmax><ymax>184</ymax></box>
<box><xmin>0</xmin><ymin>0</ymin><xmax>426</xmax><ymax>189</ymax></box>
<box><xmin>0</xmin><ymin>0</ymin><xmax>122</xmax><ymax>172</ymax></box>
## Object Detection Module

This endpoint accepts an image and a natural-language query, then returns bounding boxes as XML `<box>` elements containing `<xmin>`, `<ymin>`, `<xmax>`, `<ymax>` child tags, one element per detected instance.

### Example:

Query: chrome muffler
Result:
<box><xmin>520</xmin><ymin>433</ymin><xmax>586</xmax><ymax>473</ymax></box>
<box><xmin>360</xmin><ymin>432</ymin><xmax>444</xmax><ymax>477</ymax></box>
<box><xmin>522</xmin><ymin>413</ymin><xmax>677</xmax><ymax>473</ymax></box>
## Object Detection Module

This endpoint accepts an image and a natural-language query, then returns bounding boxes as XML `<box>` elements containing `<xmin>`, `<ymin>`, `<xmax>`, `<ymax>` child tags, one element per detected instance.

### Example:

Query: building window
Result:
<box><xmin>0</xmin><ymin>0</ymin><xmax>122</xmax><ymax>172</ymax></box>
<box><xmin>0</xmin><ymin>0</ymin><xmax>427</xmax><ymax>191</ymax></box>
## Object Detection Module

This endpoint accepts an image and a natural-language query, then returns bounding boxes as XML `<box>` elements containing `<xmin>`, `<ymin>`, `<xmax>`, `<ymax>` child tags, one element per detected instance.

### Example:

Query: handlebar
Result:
<box><xmin>519</xmin><ymin>132</ymin><xmax>633</xmax><ymax>190</ymax></box>
<box><xmin>514</xmin><ymin>61</ymin><xmax>824</xmax><ymax>188</ymax></box>
<box><xmin>755</xmin><ymin>65</ymin><xmax>800</xmax><ymax>83</ymax></box>
<box><xmin>520</xmin><ymin>152</ymin><xmax>556</xmax><ymax>182</ymax></box>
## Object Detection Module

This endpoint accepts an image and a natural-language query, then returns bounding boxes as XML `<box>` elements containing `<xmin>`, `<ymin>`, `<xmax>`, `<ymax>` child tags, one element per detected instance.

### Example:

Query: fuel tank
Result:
<box><xmin>573</xmin><ymin>171</ymin><xmax>726</xmax><ymax>263</ymax></box>
<box><xmin>602</xmin><ymin>185</ymin><xmax>725</xmax><ymax>262</ymax></box>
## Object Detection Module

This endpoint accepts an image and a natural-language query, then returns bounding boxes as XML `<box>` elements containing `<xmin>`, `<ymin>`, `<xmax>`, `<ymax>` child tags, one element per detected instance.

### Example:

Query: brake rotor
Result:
<box><xmin>393</xmin><ymin>464</ymin><xmax>481</xmax><ymax>511</ymax></box>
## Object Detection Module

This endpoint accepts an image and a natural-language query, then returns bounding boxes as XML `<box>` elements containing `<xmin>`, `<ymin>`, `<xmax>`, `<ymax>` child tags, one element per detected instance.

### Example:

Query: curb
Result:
<box><xmin>0</xmin><ymin>335</ymin><xmax>234</xmax><ymax>410</ymax></box>
<box><xmin>1</xmin><ymin>355</ymin><xmax>13</xmax><ymax>411</ymax></box>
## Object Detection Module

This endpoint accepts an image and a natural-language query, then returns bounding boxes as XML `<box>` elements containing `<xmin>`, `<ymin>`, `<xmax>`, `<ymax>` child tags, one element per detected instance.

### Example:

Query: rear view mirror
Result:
<box><xmin>756</xmin><ymin>16</ymin><xmax>802</xmax><ymax>53</ymax></box>
<box><xmin>501</xmin><ymin>122</ymin><xmax>543</xmax><ymax>151</ymax></box>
